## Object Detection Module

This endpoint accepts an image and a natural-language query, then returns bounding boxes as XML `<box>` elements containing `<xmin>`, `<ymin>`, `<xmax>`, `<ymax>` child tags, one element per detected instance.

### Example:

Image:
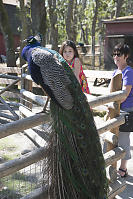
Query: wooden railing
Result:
<box><xmin>0</xmin><ymin>65</ymin><xmax>127</xmax><ymax>199</ymax></box>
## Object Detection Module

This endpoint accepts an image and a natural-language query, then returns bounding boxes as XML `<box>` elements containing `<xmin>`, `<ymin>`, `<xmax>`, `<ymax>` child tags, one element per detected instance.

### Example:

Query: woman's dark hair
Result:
<box><xmin>59</xmin><ymin>40</ymin><xmax>79</xmax><ymax>58</ymax></box>
<box><xmin>113</xmin><ymin>43</ymin><xmax>130</xmax><ymax>57</ymax></box>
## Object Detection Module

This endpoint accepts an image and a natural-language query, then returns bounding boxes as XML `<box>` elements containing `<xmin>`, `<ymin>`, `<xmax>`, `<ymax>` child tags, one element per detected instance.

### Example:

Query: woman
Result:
<box><xmin>59</xmin><ymin>40</ymin><xmax>90</xmax><ymax>94</ymax></box>
<box><xmin>110</xmin><ymin>43</ymin><xmax>133</xmax><ymax>177</ymax></box>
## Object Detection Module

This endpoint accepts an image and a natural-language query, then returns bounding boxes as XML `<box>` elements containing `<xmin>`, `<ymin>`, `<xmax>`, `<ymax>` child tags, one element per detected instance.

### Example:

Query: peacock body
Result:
<box><xmin>22</xmin><ymin>36</ymin><xmax>108</xmax><ymax>199</ymax></box>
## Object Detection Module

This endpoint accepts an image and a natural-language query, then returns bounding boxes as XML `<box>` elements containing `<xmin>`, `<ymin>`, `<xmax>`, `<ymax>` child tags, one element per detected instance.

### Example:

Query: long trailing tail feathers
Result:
<box><xmin>43</xmin><ymin>53</ymin><xmax>108</xmax><ymax>199</ymax></box>
<box><xmin>49</xmin><ymin>98</ymin><xmax>108</xmax><ymax>199</ymax></box>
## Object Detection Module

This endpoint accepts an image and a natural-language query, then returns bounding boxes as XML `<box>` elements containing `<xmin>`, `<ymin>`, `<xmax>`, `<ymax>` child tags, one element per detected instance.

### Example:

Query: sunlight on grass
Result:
<box><xmin>0</xmin><ymin>136</ymin><xmax>19</xmax><ymax>160</ymax></box>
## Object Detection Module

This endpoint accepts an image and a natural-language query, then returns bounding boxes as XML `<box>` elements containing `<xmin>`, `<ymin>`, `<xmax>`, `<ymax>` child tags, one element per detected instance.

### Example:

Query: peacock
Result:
<box><xmin>21</xmin><ymin>35</ymin><xmax>108</xmax><ymax>199</ymax></box>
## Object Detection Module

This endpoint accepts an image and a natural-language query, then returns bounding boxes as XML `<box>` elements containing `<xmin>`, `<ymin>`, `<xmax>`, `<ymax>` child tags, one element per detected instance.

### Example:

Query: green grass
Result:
<box><xmin>0</xmin><ymin>137</ymin><xmax>19</xmax><ymax>161</ymax></box>
<box><xmin>0</xmin><ymin>171</ymin><xmax>38</xmax><ymax>198</ymax></box>
<box><xmin>1</xmin><ymin>177</ymin><xmax>36</xmax><ymax>194</ymax></box>
<box><xmin>0</xmin><ymin>137</ymin><xmax>17</xmax><ymax>150</ymax></box>
<box><xmin>93</xmin><ymin>110</ymin><xmax>106</xmax><ymax>118</ymax></box>
<box><xmin>0</xmin><ymin>188</ymin><xmax>22</xmax><ymax>199</ymax></box>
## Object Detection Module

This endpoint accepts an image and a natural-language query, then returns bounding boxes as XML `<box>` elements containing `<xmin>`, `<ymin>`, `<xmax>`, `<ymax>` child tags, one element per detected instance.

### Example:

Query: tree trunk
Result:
<box><xmin>115</xmin><ymin>0</ymin><xmax>123</xmax><ymax>18</ymax></box>
<box><xmin>65</xmin><ymin>0</ymin><xmax>75</xmax><ymax>41</ymax></box>
<box><xmin>0</xmin><ymin>0</ymin><xmax>16</xmax><ymax>67</ymax></box>
<box><xmin>19</xmin><ymin>0</ymin><xmax>29</xmax><ymax>67</ymax></box>
<box><xmin>80</xmin><ymin>0</ymin><xmax>88</xmax><ymax>45</ymax></box>
<box><xmin>48</xmin><ymin>0</ymin><xmax>58</xmax><ymax>51</ymax></box>
<box><xmin>73</xmin><ymin>0</ymin><xmax>78</xmax><ymax>42</ymax></box>
<box><xmin>91</xmin><ymin>0</ymin><xmax>99</xmax><ymax>67</ymax></box>
<box><xmin>31</xmin><ymin>0</ymin><xmax>47</xmax><ymax>46</ymax></box>
<box><xmin>82</xmin><ymin>0</ymin><xmax>87</xmax><ymax>9</ymax></box>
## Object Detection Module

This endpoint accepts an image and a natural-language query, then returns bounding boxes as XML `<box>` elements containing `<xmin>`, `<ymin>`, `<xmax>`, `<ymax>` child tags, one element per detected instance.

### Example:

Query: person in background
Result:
<box><xmin>59</xmin><ymin>40</ymin><xmax>90</xmax><ymax>94</ymax></box>
<box><xmin>110</xmin><ymin>43</ymin><xmax>133</xmax><ymax>177</ymax></box>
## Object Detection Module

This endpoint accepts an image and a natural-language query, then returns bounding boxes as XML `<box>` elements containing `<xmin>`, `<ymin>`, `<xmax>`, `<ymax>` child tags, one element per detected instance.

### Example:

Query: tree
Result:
<box><xmin>91</xmin><ymin>0</ymin><xmax>100</xmax><ymax>67</ymax></box>
<box><xmin>79</xmin><ymin>0</ymin><xmax>89</xmax><ymax>44</ymax></box>
<box><xmin>31</xmin><ymin>0</ymin><xmax>47</xmax><ymax>46</ymax></box>
<box><xmin>0</xmin><ymin>0</ymin><xmax>16</xmax><ymax>66</ymax></box>
<box><xmin>19</xmin><ymin>0</ymin><xmax>30</xmax><ymax>66</ymax></box>
<box><xmin>48</xmin><ymin>0</ymin><xmax>58</xmax><ymax>50</ymax></box>
<box><xmin>115</xmin><ymin>0</ymin><xmax>124</xmax><ymax>17</ymax></box>
<box><xmin>65</xmin><ymin>0</ymin><xmax>75</xmax><ymax>41</ymax></box>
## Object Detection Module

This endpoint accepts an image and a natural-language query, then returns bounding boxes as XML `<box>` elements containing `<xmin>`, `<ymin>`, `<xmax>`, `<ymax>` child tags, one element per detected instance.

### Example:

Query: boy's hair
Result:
<box><xmin>113</xmin><ymin>43</ymin><xmax>130</xmax><ymax>57</ymax></box>
<box><xmin>59</xmin><ymin>40</ymin><xmax>79</xmax><ymax>58</ymax></box>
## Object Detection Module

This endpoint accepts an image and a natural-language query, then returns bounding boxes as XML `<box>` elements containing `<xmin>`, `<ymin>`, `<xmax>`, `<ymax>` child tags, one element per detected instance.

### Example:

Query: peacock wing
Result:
<box><xmin>31</xmin><ymin>47</ymin><xmax>73</xmax><ymax>110</ymax></box>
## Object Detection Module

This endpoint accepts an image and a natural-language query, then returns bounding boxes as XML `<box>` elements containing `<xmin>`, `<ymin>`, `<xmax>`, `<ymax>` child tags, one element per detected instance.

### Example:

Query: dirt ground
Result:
<box><xmin>0</xmin><ymin>103</ymin><xmax>37</xmax><ymax>162</ymax></box>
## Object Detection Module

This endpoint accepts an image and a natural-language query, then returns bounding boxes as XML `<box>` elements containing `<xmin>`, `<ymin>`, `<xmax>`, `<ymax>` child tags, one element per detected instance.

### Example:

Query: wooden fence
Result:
<box><xmin>0</xmin><ymin>64</ymin><xmax>128</xmax><ymax>199</ymax></box>
<box><xmin>77</xmin><ymin>43</ymin><xmax>104</xmax><ymax>67</ymax></box>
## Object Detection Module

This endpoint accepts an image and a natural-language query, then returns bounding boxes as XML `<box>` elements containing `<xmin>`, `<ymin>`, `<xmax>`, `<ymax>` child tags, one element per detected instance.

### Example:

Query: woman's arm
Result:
<box><xmin>121</xmin><ymin>85</ymin><xmax>132</xmax><ymax>103</ymax></box>
<box><xmin>74</xmin><ymin>58</ymin><xmax>81</xmax><ymax>83</ymax></box>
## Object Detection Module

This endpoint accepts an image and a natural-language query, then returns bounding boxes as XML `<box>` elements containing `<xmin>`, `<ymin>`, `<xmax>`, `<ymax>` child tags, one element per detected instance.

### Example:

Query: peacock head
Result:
<box><xmin>21</xmin><ymin>34</ymin><xmax>42</xmax><ymax>61</ymax></box>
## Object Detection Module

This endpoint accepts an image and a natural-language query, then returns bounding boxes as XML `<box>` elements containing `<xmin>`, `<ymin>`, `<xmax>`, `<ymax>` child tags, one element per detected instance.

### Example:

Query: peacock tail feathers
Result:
<box><xmin>48</xmin><ymin>60</ymin><xmax>108</xmax><ymax>199</ymax></box>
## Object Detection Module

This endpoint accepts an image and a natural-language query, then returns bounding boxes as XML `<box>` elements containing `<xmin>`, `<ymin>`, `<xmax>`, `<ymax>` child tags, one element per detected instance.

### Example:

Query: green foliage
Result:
<box><xmin>17</xmin><ymin>0</ymin><xmax>133</xmax><ymax>45</ymax></box>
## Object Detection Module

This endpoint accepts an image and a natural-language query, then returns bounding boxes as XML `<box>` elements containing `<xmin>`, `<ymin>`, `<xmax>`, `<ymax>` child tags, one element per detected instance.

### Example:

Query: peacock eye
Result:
<box><xmin>74</xmin><ymin>107</ymin><xmax>80</xmax><ymax>112</ymax></box>
<box><xmin>81</xmin><ymin>123</ymin><xmax>85</xmax><ymax>129</ymax></box>
<box><xmin>81</xmin><ymin>168</ymin><xmax>89</xmax><ymax>176</ymax></box>
<box><xmin>80</xmin><ymin>141</ymin><xmax>87</xmax><ymax>149</ymax></box>
<box><xmin>77</xmin><ymin>133</ymin><xmax>84</xmax><ymax>139</ymax></box>
<box><xmin>74</xmin><ymin>84</ymin><xmax>78</xmax><ymax>89</ymax></box>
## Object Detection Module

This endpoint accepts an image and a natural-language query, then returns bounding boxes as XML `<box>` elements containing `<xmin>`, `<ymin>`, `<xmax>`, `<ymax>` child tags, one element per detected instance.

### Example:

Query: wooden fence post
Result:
<box><xmin>21</xmin><ymin>64</ymin><xmax>33</xmax><ymax>110</ymax></box>
<box><xmin>106</xmin><ymin>73</ymin><xmax>122</xmax><ymax>168</ymax></box>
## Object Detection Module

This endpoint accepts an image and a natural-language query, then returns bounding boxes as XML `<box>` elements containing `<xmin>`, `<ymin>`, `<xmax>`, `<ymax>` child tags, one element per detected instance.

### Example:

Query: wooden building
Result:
<box><xmin>103</xmin><ymin>16</ymin><xmax>133</xmax><ymax>69</ymax></box>
<box><xmin>0</xmin><ymin>0</ymin><xmax>20</xmax><ymax>56</ymax></box>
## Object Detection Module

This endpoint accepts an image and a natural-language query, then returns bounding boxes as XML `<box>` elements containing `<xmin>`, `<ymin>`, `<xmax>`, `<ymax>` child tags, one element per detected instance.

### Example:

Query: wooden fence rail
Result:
<box><xmin>0</xmin><ymin>112</ymin><xmax>50</xmax><ymax>139</ymax></box>
<box><xmin>0</xmin><ymin>147</ymin><xmax>48</xmax><ymax>178</ymax></box>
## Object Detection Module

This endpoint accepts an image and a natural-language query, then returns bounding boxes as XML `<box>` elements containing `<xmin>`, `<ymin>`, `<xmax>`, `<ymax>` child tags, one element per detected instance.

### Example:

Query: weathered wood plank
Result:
<box><xmin>0</xmin><ymin>96</ymin><xmax>19</xmax><ymax>120</ymax></box>
<box><xmin>0</xmin><ymin>79</ymin><xmax>20</xmax><ymax>85</ymax></box>
<box><xmin>20</xmin><ymin>89</ymin><xmax>48</xmax><ymax>106</ymax></box>
<box><xmin>0</xmin><ymin>74</ymin><xmax>21</xmax><ymax>80</ymax></box>
<box><xmin>19</xmin><ymin>105</ymin><xmax>35</xmax><ymax>117</ymax></box>
<box><xmin>100</xmin><ymin>131</ymin><xmax>118</xmax><ymax>146</ymax></box>
<box><xmin>0</xmin><ymin>112</ymin><xmax>50</xmax><ymax>139</ymax></box>
<box><xmin>24</xmin><ymin>128</ymin><xmax>47</xmax><ymax>147</ymax></box>
<box><xmin>0</xmin><ymin>79</ymin><xmax>21</xmax><ymax>95</ymax></box>
<box><xmin>98</xmin><ymin>115</ymin><xmax>125</xmax><ymax>135</ymax></box>
<box><xmin>0</xmin><ymin>147</ymin><xmax>48</xmax><ymax>178</ymax></box>
<box><xmin>0</xmin><ymin>112</ymin><xmax>16</xmax><ymax>120</ymax></box>
<box><xmin>104</xmin><ymin>147</ymin><xmax>126</xmax><ymax>167</ymax></box>
<box><xmin>22</xmin><ymin>73</ymin><xmax>41</xmax><ymax>87</ymax></box>
<box><xmin>86</xmin><ymin>90</ymin><xmax>127</xmax><ymax>108</ymax></box>
<box><xmin>106</xmin><ymin>165</ymin><xmax>117</xmax><ymax>183</ymax></box>
<box><xmin>108</xmin><ymin>177</ymin><xmax>126</xmax><ymax>199</ymax></box>
<box><xmin>0</xmin><ymin>67</ymin><xmax>21</xmax><ymax>74</ymax></box>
